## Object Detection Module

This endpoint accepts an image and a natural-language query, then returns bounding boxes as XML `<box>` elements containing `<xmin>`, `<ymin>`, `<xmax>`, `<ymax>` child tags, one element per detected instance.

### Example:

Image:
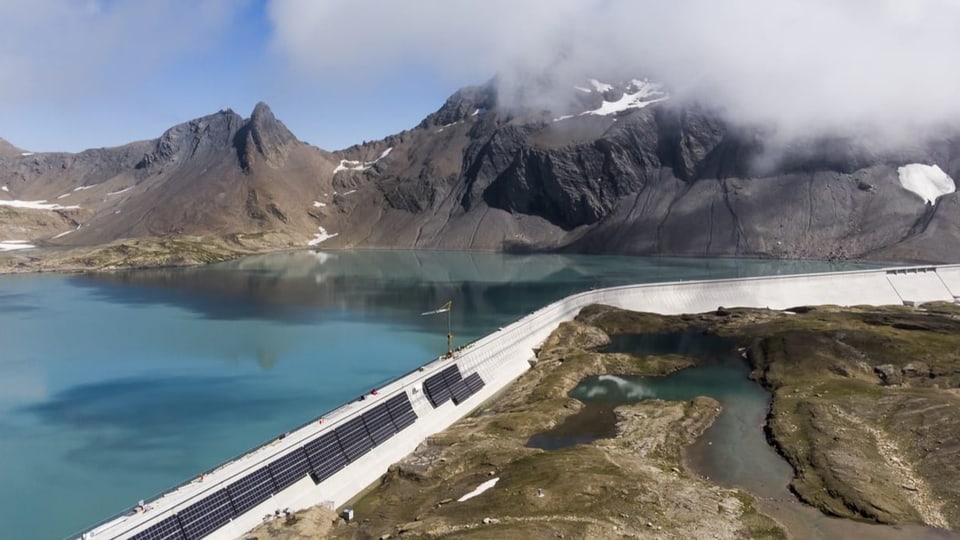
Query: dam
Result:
<box><xmin>79</xmin><ymin>264</ymin><xmax>960</xmax><ymax>540</ymax></box>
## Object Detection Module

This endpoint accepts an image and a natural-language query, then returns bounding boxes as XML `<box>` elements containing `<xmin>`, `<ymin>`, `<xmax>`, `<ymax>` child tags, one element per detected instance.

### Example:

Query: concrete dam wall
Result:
<box><xmin>82</xmin><ymin>264</ymin><xmax>960</xmax><ymax>540</ymax></box>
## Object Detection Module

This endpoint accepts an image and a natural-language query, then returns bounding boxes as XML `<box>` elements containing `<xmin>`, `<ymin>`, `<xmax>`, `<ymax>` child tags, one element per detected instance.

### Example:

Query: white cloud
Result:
<box><xmin>0</xmin><ymin>0</ymin><xmax>244</xmax><ymax>107</ymax></box>
<box><xmin>268</xmin><ymin>0</ymin><xmax>960</xmax><ymax>142</ymax></box>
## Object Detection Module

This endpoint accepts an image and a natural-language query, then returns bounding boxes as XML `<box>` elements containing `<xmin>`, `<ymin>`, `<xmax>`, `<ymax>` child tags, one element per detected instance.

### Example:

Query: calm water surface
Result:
<box><xmin>0</xmin><ymin>250</ymin><xmax>876</xmax><ymax>539</ymax></box>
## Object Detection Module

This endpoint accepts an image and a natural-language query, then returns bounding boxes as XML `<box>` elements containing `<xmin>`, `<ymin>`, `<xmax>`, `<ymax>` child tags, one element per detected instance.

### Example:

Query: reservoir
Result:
<box><xmin>0</xmin><ymin>250</ymin><xmax>873</xmax><ymax>539</ymax></box>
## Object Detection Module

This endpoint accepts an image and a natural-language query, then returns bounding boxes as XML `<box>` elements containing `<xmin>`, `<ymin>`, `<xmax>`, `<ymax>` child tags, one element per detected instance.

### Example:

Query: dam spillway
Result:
<box><xmin>80</xmin><ymin>264</ymin><xmax>960</xmax><ymax>540</ymax></box>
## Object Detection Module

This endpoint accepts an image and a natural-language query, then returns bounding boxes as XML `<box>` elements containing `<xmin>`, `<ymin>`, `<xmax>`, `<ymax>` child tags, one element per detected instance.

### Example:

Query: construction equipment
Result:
<box><xmin>421</xmin><ymin>300</ymin><xmax>453</xmax><ymax>356</ymax></box>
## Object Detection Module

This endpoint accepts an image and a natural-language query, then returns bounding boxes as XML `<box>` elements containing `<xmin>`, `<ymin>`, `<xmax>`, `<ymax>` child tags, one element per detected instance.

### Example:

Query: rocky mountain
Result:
<box><xmin>1</xmin><ymin>80</ymin><xmax>959</xmax><ymax>267</ymax></box>
<box><xmin>0</xmin><ymin>137</ymin><xmax>24</xmax><ymax>159</ymax></box>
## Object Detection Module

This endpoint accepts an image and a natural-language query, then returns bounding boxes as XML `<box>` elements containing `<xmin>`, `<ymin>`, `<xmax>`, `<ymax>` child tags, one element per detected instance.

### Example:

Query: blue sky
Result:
<box><xmin>0</xmin><ymin>1</ymin><xmax>469</xmax><ymax>152</ymax></box>
<box><xmin>1</xmin><ymin>0</ymin><xmax>958</xmax><ymax>153</ymax></box>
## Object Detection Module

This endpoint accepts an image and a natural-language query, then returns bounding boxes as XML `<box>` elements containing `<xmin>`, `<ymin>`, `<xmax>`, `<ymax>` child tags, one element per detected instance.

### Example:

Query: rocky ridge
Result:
<box><xmin>2</xmin><ymin>79</ymin><xmax>960</xmax><ymax>270</ymax></box>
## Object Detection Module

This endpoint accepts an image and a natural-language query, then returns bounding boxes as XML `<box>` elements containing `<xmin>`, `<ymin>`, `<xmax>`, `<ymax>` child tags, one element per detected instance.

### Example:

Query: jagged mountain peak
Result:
<box><xmin>237</xmin><ymin>101</ymin><xmax>299</xmax><ymax>171</ymax></box>
<box><xmin>130</xmin><ymin>103</ymin><xmax>299</xmax><ymax>172</ymax></box>
<box><xmin>417</xmin><ymin>83</ymin><xmax>497</xmax><ymax>129</ymax></box>
<box><xmin>135</xmin><ymin>109</ymin><xmax>245</xmax><ymax>170</ymax></box>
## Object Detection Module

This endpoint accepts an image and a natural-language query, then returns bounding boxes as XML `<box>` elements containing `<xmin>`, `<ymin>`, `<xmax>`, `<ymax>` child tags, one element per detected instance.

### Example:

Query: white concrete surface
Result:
<box><xmin>934</xmin><ymin>266</ymin><xmax>960</xmax><ymax>299</ymax></box>
<box><xmin>885</xmin><ymin>267</ymin><xmax>956</xmax><ymax>304</ymax></box>
<box><xmin>82</xmin><ymin>264</ymin><xmax>960</xmax><ymax>540</ymax></box>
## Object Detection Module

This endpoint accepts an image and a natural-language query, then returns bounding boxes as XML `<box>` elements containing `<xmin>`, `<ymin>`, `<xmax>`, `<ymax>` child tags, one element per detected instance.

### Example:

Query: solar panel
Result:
<box><xmin>423</xmin><ymin>373</ymin><xmax>452</xmax><ymax>407</ymax></box>
<box><xmin>304</xmin><ymin>431</ymin><xmax>348</xmax><ymax>483</ymax></box>
<box><xmin>335</xmin><ymin>416</ymin><xmax>370</xmax><ymax>445</ymax></box>
<box><xmin>128</xmin><ymin>515</ymin><xmax>185</xmax><ymax>540</ymax></box>
<box><xmin>449</xmin><ymin>378</ymin><xmax>472</xmax><ymax>405</ymax></box>
<box><xmin>227</xmin><ymin>466</ymin><xmax>275</xmax><ymax>515</ymax></box>
<box><xmin>362</xmin><ymin>404</ymin><xmax>397</xmax><ymax>445</ymax></box>
<box><xmin>386</xmin><ymin>393</ymin><xmax>417</xmax><ymax>430</ymax></box>
<box><xmin>177</xmin><ymin>489</ymin><xmax>234</xmax><ymax>540</ymax></box>
<box><xmin>335</xmin><ymin>416</ymin><xmax>374</xmax><ymax>462</ymax></box>
<box><xmin>441</xmin><ymin>364</ymin><xmax>463</xmax><ymax>387</ymax></box>
<box><xmin>269</xmin><ymin>447</ymin><xmax>312</xmax><ymax>490</ymax></box>
<box><xmin>464</xmin><ymin>372</ymin><xmax>485</xmax><ymax>394</ymax></box>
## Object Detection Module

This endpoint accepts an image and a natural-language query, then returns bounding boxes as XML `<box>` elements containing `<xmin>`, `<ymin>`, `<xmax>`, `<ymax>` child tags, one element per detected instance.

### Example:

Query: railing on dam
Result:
<box><xmin>76</xmin><ymin>263</ymin><xmax>960</xmax><ymax>540</ymax></box>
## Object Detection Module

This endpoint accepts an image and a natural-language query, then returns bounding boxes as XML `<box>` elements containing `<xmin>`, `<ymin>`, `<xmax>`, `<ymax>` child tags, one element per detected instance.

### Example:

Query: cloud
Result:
<box><xmin>268</xmin><ymin>0</ymin><xmax>960</xmax><ymax>142</ymax></box>
<box><xmin>0</xmin><ymin>0</ymin><xmax>244</xmax><ymax>108</ymax></box>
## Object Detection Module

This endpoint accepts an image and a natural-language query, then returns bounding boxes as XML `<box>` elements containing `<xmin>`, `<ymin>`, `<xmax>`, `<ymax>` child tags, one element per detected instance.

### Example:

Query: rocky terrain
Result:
<box><xmin>248</xmin><ymin>317</ymin><xmax>783</xmax><ymax>540</ymax></box>
<box><xmin>582</xmin><ymin>303</ymin><xmax>960</xmax><ymax>531</ymax></box>
<box><xmin>2</xmin><ymin>79</ymin><xmax>959</xmax><ymax>271</ymax></box>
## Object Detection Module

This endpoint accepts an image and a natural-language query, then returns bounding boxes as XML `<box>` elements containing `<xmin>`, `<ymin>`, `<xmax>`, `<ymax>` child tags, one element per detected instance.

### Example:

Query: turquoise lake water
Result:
<box><xmin>0</xmin><ymin>250</ymin><xmax>876</xmax><ymax>539</ymax></box>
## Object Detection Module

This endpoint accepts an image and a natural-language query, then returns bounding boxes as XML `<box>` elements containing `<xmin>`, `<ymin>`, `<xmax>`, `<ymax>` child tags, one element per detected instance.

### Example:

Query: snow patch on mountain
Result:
<box><xmin>0</xmin><ymin>240</ymin><xmax>34</xmax><ymax>251</ymax></box>
<box><xmin>333</xmin><ymin>147</ymin><xmax>393</xmax><ymax>174</ymax></box>
<box><xmin>0</xmin><ymin>199</ymin><xmax>80</xmax><ymax>210</ymax></box>
<box><xmin>1</xmin><ymin>185</ymin><xmax>8</xmax><ymax>192</ymax></box>
<box><xmin>556</xmin><ymin>79</ymin><xmax>669</xmax><ymax>122</ymax></box>
<box><xmin>308</xmin><ymin>226</ymin><xmax>338</xmax><ymax>246</ymax></box>
<box><xmin>897</xmin><ymin>164</ymin><xmax>956</xmax><ymax>204</ymax></box>
<box><xmin>584</xmin><ymin>79</ymin><xmax>668</xmax><ymax>116</ymax></box>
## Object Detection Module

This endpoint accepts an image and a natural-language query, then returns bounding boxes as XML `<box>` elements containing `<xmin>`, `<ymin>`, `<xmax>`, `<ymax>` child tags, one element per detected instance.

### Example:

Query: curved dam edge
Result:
<box><xmin>81</xmin><ymin>264</ymin><xmax>960</xmax><ymax>540</ymax></box>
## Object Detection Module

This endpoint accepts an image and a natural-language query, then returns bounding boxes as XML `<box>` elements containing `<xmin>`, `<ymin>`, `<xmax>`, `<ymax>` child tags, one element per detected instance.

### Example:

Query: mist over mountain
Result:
<box><xmin>1</xmin><ymin>74</ymin><xmax>958</xmax><ymax>267</ymax></box>
<box><xmin>270</xmin><ymin>0</ymin><xmax>960</xmax><ymax>149</ymax></box>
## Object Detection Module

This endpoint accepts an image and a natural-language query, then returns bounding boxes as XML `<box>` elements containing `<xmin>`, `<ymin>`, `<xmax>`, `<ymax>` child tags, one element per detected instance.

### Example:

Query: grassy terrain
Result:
<box><xmin>0</xmin><ymin>235</ymin><xmax>250</xmax><ymax>273</ymax></box>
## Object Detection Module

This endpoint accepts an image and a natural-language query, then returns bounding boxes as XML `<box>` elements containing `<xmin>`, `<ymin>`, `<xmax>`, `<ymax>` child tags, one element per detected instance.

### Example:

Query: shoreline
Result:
<box><xmin>0</xmin><ymin>237</ymin><xmax>920</xmax><ymax>276</ymax></box>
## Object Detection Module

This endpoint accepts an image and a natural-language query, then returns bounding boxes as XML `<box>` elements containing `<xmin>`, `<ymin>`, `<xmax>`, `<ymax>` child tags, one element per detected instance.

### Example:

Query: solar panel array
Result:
<box><xmin>304</xmin><ymin>431</ymin><xmax>348</xmax><ymax>483</ymax></box>
<box><xmin>176</xmin><ymin>489</ymin><xmax>234</xmax><ymax>540</ymax></box>
<box><xmin>270</xmin><ymin>448</ymin><xmax>312</xmax><ymax>490</ymax></box>
<box><xmin>362</xmin><ymin>403</ymin><xmax>396</xmax><ymax>445</ymax></box>
<box><xmin>423</xmin><ymin>365</ymin><xmax>460</xmax><ymax>406</ymax></box>
<box><xmin>128</xmin><ymin>515</ymin><xmax>185</xmax><ymax>540</ymax></box>
<box><xmin>386</xmin><ymin>393</ymin><xmax>417</xmax><ymax>430</ymax></box>
<box><xmin>335</xmin><ymin>416</ymin><xmax>374</xmax><ymax>462</ymax></box>
<box><xmin>126</xmin><ymin>391</ymin><xmax>418</xmax><ymax>540</ymax></box>
<box><xmin>463</xmin><ymin>372</ymin><xmax>484</xmax><ymax>395</ymax></box>
<box><xmin>423</xmin><ymin>366</ymin><xmax>485</xmax><ymax>407</ymax></box>
<box><xmin>228</xmin><ymin>466</ymin><xmax>276</xmax><ymax>515</ymax></box>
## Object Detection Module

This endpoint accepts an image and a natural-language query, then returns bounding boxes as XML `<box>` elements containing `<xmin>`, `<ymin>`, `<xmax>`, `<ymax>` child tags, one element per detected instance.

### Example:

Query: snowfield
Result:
<box><xmin>897</xmin><ymin>164</ymin><xmax>956</xmax><ymax>204</ymax></box>
<box><xmin>584</xmin><ymin>79</ymin><xmax>669</xmax><ymax>116</ymax></box>
<box><xmin>308</xmin><ymin>226</ymin><xmax>338</xmax><ymax>246</ymax></box>
<box><xmin>333</xmin><ymin>147</ymin><xmax>392</xmax><ymax>174</ymax></box>
<box><xmin>0</xmin><ymin>199</ymin><xmax>80</xmax><ymax>210</ymax></box>
<box><xmin>556</xmin><ymin>78</ymin><xmax>669</xmax><ymax>122</ymax></box>
<box><xmin>458</xmin><ymin>477</ymin><xmax>500</xmax><ymax>502</ymax></box>
<box><xmin>0</xmin><ymin>240</ymin><xmax>35</xmax><ymax>251</ymax></box>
